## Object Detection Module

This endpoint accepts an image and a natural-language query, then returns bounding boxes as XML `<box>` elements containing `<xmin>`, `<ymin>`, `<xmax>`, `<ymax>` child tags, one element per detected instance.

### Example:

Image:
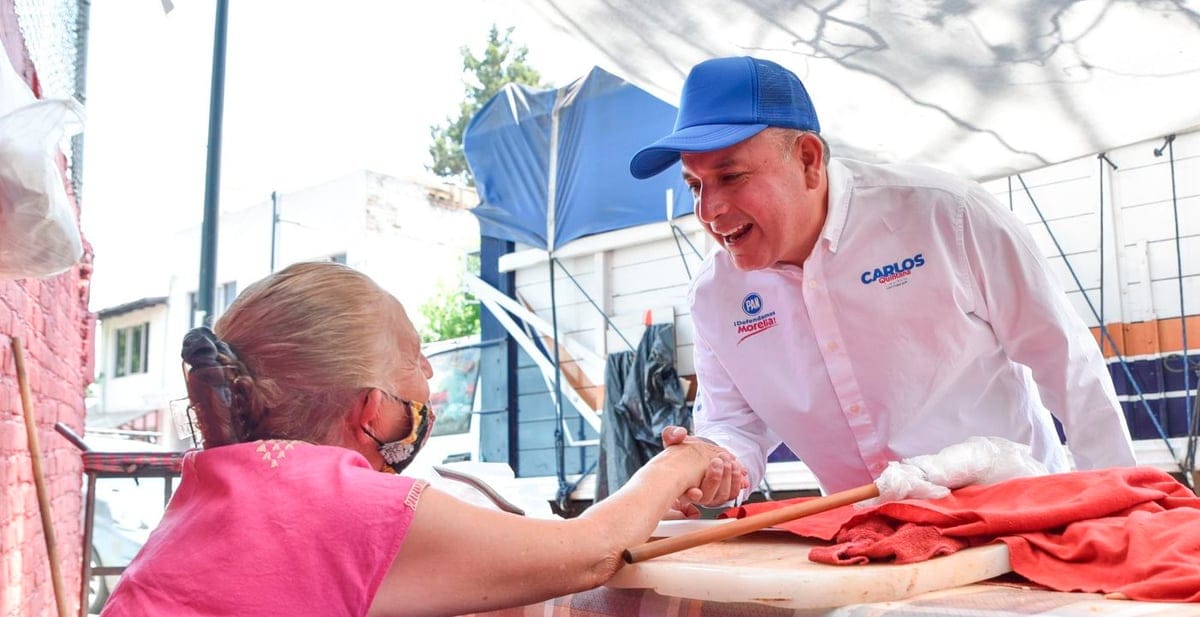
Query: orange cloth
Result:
<box><xmin>722</xmin><ymin>467</ymin><xmax>1200</xmax><ymax>602</ymax></box>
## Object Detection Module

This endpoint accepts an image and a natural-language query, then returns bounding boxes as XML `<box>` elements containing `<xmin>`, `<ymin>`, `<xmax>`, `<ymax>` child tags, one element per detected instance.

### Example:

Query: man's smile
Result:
<box><xmin>720</xmin><ymin>223</ymin><xmax>753</xmax><ymax>246</ymax></box>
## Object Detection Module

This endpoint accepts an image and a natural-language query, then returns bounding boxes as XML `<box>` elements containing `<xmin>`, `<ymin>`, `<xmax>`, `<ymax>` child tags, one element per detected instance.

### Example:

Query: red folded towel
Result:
<box><xmin>721</xmin><ymin>467</ymin><xmax>1200</xmax><ymax>602</ymax></box>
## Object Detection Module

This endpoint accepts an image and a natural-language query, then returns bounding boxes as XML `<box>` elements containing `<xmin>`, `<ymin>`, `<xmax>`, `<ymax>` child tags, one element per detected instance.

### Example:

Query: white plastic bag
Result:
<box><xmin>872</xmin><ymin>460</ymin><xmax>952</xmax><ymax>503</ymax></box>
<box><xmin>0</xmin><ymin>44</ymin><xmax>85</xmax><ymax>279</ymax></box>
<box><xmin>866</xmin><ymin>436</ymin><xmax>1049</xmax><ymax>505</ymax></box>
<box><xmin>907</xmin><ymin>435</ymin><xmax>1048</xmax><ymax>489</ymax></box>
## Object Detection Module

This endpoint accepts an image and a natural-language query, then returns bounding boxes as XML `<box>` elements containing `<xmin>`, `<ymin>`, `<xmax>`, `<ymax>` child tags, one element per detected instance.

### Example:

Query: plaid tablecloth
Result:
<box><xmin>463</xmin><ymin>582</ymin><xmax>1200</xmax><ymax>617</ymax></box>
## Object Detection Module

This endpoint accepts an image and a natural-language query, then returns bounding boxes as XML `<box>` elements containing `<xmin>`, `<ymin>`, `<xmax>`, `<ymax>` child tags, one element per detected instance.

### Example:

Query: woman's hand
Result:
<box><xmin>658</xmin><ymin>426</ymin><xmax>750</xmax><ymax>517</ymax></box>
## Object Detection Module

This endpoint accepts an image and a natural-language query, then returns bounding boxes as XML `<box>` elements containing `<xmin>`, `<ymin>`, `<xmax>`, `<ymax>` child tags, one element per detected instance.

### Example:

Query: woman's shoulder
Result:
<box><xmin>192</xmin><ymin>441</ymin><xmax>421</xmax><ymax>492</ymax></box>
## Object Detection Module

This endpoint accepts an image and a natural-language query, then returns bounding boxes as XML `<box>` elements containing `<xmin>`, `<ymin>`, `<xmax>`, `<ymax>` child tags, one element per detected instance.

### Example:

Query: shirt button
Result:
<box><xmin>849</xmin><ymin>404</ymin><xmax>861</xmax><ymax>415</ymax></box>
<box><xmin>827</xmin><ymin>341</ymin><xmax>838</xmax><ymax>351</ymax></box>
<box><xmin>807</xmin><ymin>280</ymin><xmax>818</xmax><ymax>289</ymax></box>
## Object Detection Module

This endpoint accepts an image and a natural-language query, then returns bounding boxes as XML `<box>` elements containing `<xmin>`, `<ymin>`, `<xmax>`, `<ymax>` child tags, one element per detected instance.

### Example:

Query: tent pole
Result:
<box><xmin>549</xmin><ymin>256</ymin><xmax>569</xmax><ymax>508</ymax></box>
<box><xmin>546</xmin><ymin>85</ymin><xmax>571</xmax><ymax>509</ymax></box>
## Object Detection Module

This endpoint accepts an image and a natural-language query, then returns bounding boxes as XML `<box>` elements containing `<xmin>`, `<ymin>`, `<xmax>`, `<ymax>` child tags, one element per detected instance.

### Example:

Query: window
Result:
<box><xmin>188</xmin><ymin>282</ymin><xmax>237</xmax><ymax>324</ymax></box>
<box><xmin>113</xmin><ymin>322</ymin><xmax>150</xmax><ymax>378</ymax></box>
<box><xmin>327</xmin><ymin>253</ymin><xmax>347</xmax><ymax>265</ymax></box>
<box><xmin>427</xmin><ymin>345</ymin><xmax>481</xmax><ymax>436</ymax></box>
<box><xmin>219</xmin><ymin>281</ymin><xmax>238</xmax><ymax>313</ymax></box>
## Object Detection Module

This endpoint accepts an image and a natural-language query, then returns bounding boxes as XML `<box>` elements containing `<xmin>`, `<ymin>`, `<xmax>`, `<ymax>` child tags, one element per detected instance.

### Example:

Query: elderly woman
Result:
<box><xmin>100</xmin><ymin>261</ymin><xmax>731</xmax><ymax>617</ymax></box>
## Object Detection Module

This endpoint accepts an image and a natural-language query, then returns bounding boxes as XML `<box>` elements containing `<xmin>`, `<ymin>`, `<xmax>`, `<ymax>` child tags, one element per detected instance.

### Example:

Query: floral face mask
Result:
<box><xmin>365</xmin><ymin>390</ymin><xmax>435</xmax><ymax>474</ymax></box>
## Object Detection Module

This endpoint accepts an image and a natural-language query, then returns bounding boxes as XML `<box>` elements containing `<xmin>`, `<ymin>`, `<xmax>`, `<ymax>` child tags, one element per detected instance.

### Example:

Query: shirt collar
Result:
<box><xmin>821</xmin><ymin>158</ymin><xmax>853</xmax><ymax>254</ymax></box>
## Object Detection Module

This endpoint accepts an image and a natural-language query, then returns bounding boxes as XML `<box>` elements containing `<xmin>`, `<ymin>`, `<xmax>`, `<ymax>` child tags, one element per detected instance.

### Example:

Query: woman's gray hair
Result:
<box><xmin>182</xmin><ymin>261</ymin><xmax>403</xmax><ymax>447</ymax></box>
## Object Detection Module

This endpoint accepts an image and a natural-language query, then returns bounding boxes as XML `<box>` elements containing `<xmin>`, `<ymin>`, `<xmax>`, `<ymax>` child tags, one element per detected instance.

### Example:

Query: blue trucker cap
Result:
<box><xmin>630</xmin><ymin>56</ymin><xmax>820</xmax><ymax>179</ymax></box>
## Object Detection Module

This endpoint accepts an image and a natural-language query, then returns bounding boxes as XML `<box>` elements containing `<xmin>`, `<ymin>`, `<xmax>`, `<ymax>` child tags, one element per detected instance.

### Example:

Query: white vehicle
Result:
<box><xmin>405</xmin><ymin>336</ymin><xmax>483</xmax><ymax>477</ymax></box>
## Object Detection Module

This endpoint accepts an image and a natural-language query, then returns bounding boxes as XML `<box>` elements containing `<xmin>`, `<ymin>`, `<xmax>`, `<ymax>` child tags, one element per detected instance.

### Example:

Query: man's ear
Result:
<box><xmin>796</xmin><ymin>133</ymin><xmax>824</xmax><ymax>188</ymax></box>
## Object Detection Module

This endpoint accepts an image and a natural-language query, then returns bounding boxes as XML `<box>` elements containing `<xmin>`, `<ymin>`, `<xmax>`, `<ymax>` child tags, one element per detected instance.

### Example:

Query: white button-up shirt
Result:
<box><xmin>689</xmin><ymin>158</ymin><xmax>1136</xmax><ymax>495</ymax></box>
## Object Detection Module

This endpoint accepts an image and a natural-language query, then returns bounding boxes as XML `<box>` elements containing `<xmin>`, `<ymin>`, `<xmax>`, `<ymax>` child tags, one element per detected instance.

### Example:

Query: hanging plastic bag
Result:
<box><xmin>0</xmin><ymin>44</ymin><xmax>85</xmax><ymax>279</ymax></box>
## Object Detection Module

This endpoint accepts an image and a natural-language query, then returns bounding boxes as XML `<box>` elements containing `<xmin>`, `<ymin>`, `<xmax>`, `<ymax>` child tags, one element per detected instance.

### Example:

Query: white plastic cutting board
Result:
<box><xmin>607</xmin><ymin>523</ymin><xmax>1011</xmax><ymax>609</ymax></box>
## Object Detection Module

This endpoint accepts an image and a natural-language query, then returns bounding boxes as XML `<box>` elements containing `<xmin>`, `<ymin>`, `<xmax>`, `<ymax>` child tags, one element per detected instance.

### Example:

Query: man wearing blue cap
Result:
<box><xmin>634</xmin><ymin>56</ymin><xmax>1136</xmax><ymax>509</ymax></box>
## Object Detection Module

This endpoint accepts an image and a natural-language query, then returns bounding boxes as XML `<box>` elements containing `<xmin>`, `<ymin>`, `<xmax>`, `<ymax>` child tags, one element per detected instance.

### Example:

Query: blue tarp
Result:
<box><xmin>464</xmin><ymin>66</ymin><xmax>694</xmax><ymax>251</ymax></box>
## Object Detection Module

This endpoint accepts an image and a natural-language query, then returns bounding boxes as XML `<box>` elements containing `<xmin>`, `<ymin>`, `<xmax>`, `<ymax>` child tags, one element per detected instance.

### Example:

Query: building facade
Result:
<box><xmin>90</xmin><ymin>170</ymin><xmax>478</xmax><ymax>449</ymax></box>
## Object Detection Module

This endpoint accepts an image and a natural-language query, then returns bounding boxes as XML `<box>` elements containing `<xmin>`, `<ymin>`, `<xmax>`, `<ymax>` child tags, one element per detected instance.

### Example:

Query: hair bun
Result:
<box><xmin>182</xmin><ymin>326</ymin><xmax>237</xmax><ymax>407</ymax></box>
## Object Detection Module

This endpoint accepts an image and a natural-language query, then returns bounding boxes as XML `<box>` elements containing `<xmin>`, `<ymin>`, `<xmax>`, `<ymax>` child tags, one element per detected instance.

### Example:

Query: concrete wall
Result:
<box><xmin>156</xmin><ymin>170</ymin><xmax>478</xmax><ymax>335</ymax></box>
<box><xmin>90</xmin><ymin>170</ymin><xmax>480</xmax><ymax>453</ymax></box>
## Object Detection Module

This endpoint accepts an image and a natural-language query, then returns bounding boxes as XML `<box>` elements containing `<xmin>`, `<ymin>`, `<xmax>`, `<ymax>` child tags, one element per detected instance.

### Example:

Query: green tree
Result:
<box><xmin>419</xmin><ymin>255</ymin><xmax>482</xmax><ymax>343</ymax></box>
<box><xmin>419</xmin><ymin>281</ymin><xmax>481</xmax><ymax>343</ymax></box>
<box><xmin>428</xmin><ymin>25</ymin><xmax>546</xmax><ymax>185</ymax></box>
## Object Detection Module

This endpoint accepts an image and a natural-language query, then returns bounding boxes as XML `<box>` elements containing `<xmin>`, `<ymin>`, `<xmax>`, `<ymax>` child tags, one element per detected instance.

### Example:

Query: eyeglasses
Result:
<box><xmin>376</xmin><ymin>389</ymin><xmax>433</xmax><ymax>444</ymax></box>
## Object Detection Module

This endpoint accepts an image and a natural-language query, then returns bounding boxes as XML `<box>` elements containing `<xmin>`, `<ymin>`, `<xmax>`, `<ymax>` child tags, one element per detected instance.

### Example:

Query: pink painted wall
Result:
<box><xmin>0</xmin><ymin>3</ymin><xmax>95</xmax><ymax>615</ymax></box>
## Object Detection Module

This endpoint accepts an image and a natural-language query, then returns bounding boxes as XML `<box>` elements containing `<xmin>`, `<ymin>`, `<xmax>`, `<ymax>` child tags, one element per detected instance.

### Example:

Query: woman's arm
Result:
<box><xmin>368</xmin><ymin>434</ymin><xmax>726</xmax><ymax>617</ymax></box>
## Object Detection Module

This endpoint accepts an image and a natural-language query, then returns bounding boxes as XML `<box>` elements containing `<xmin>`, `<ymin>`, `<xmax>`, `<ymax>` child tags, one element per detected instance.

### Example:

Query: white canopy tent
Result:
<box><xmin>520</xmin><ymin>0</ymin><xmax>1200</xmax><ymax>182</ymax></box>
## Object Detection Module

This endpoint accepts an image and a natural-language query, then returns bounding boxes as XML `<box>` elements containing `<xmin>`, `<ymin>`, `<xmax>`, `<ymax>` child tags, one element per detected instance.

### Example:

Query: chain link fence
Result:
<box><xmin>13</xmin><ymin>0</ymin><xmax>88</xmax><ymax>200</ymax></box>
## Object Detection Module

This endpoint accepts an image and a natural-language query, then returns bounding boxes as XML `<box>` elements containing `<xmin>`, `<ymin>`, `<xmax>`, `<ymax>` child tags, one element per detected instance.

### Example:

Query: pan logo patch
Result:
<box><xmin>733</xmin><ymin>292</ymin><xmax>776</xmax><ymax>344</ymax></box>
<box><xmin>742</xmin><ymin>292</ymin><xmax>763</xmax><ymax>315</ymax></box>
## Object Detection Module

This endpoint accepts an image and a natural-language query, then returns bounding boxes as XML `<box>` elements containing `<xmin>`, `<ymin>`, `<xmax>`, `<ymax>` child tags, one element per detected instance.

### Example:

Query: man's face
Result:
<box><xmin>681</xmin><ymin>131</ymin><xmax>826</xmax><ymax>271</ymax></box>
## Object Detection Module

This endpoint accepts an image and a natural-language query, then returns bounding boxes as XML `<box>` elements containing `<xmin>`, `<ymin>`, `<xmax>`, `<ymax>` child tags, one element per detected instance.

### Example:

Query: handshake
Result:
<box><xmin>661</xmin><ymin>430</ymin><xmax>1049</xmax><ymax>514</ymax></box>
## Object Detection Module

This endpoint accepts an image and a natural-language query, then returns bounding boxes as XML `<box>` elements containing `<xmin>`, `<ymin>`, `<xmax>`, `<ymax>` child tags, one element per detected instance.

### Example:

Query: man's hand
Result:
<box><xmin>661</xmin><ymin>426</ymin><xmax>750</xmax><ymax>517</ymax></box>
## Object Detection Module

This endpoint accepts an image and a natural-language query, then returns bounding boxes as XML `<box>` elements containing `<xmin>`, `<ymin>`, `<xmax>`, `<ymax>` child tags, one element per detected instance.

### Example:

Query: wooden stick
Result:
<box><xmin>13</xmin><ymin>337</ymin><xmax>70</xmax><ymax>617</ymax></box>
<box><xmin>623</xmin><ymin>482</ymin><xmax>880</xmax><ymax>564</ymax></box>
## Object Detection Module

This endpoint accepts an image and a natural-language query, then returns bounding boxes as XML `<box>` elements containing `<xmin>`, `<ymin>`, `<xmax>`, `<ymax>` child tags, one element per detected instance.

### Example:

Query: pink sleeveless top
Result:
<box><xmin>101</xmin><ymin>440</ymin><xmax>426</xmax><ymax>616</ymax></box>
